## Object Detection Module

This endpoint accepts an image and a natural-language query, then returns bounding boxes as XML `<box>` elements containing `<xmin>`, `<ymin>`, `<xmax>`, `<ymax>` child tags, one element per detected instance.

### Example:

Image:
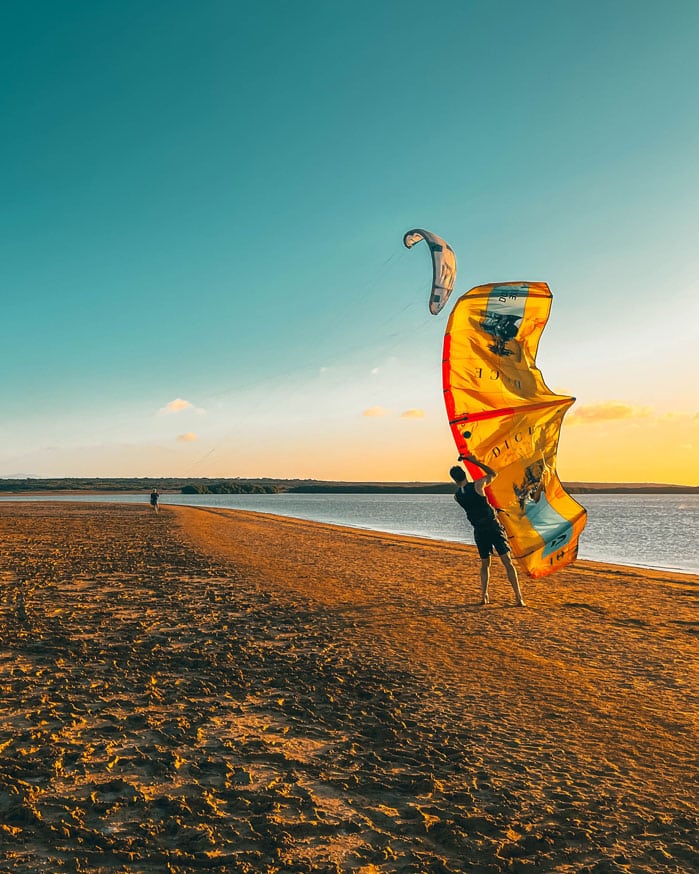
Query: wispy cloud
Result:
<box><xmin>401</xmin><ymin>409</ymin><xmax>425</xmax><ymax>419</ymax></box>
<box><xmin>567</xmin><ymin>402</ymin><xmax>652</xmax><ymax>425</ymax></box>
<box><xmin>363</xmin><ymin>406</ymin><xmax>387</xmax><ymax>417</ymax></box>
<box><xmin>177</xmin><ymin>432</ymin><xmax>198</xmax><ymax>442</ymax></box>
<box><xmin>660</xmin><ymin>411</ymin><xmax>699</xmax><ymax>422</ymax></box>
<box><xmin>158</xmin><ymin>398</ymin><xmax>206</xmax><ymax>416</ymax></box>
<box><xmin>159</xmin><ymin>398</ymin><xmax>192</xmax><ymax>415</ymax></box>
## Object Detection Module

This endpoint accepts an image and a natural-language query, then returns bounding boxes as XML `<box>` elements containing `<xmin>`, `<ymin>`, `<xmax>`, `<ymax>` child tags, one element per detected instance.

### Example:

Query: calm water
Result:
<box><xmin>3</xmin><ymin>492</ymin><xmax>697</xmax><ymax>575</ymax></box>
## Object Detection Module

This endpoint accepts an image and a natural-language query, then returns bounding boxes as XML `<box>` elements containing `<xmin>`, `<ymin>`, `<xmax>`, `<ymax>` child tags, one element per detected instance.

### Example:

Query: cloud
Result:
<box><xmin>177</xmin><ymin>432</ymin><xmax>198</xmax><ymax>443</ymax></box>
<box><xmin>363</xmin><ymin>406</ymin><xmax>387</xmax><ymax>417</ymax></box>
<box><xmin>660</xmin><ymin>411</ymin><xmax>698</xmax><ymax>422</ymax></box>
<box><xmin>567</xmin><ymin>402</ymin><xmax>652</xmax><ymax>425</ymax></box>
<box><xmin>159</xmin><ymin>398</ymin><xmax>192</xmax><ymax>415</ymax></box>
<box><xmin>158</xmin><ymin>398</ymin><xmax>205</xmax><ymax>416</ymax></box>
<box><xmin>401</xmin><ymin>409</ymin><xmax>425</xmax><ymax>419</ymax></box>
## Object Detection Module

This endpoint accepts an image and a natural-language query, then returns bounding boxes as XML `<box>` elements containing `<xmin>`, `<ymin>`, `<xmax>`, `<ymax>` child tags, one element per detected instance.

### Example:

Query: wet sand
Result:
<box><xmin>0</xmin><ymin>502</ymin><xmax>697</xmax><ymax>873</ymax></box>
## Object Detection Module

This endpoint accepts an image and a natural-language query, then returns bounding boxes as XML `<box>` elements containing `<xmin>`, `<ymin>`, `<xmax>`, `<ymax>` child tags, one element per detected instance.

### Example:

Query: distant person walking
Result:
<box><xmin>150</xmin><ymin>489</ymin><xmax>160</xmax><ymax>513</ymax></box>
<box><xmin>450</xmin><ymin>453</ymin><xmax>525</xmax><ymax>607</ymax></box>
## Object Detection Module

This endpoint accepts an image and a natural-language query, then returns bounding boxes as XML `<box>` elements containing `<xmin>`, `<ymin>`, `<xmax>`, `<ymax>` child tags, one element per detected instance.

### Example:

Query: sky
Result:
<box><xmin>2</xmin><ymin>0</ymin><xmax>698</xmax><ymax>485</ymax></box>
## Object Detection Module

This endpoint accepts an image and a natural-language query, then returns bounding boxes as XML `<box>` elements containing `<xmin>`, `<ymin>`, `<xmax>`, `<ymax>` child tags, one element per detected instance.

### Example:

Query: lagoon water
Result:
<box><xmin>3</xmin><ymin>492</ymin><xmax>697</xmax><ymax>575</ymax></box>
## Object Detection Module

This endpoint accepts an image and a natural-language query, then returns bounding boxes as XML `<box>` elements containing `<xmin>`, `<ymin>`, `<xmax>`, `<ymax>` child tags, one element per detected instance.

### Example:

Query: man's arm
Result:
<box><xmin>460</xmin><ymin>453</ymin><xmax>497</xmax><ymax>495</ymax></box>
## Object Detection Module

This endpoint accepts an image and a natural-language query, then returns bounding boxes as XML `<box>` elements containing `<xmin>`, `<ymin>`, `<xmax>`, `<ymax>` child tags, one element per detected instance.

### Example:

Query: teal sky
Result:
<box><xmin>3</xmin><ymin>0</ymin><xmax>698</xmax><ymax>483</ymax></box>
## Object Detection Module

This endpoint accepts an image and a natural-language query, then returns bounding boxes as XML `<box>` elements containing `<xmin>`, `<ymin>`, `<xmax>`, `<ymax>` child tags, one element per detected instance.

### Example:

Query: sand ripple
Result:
<box><xmin>0</xmin><ymin>503</ymin><xmax>697</xmax><ymax>873</ymax></box>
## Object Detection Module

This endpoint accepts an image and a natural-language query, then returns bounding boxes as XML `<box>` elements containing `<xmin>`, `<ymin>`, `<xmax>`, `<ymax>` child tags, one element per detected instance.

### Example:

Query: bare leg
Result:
<box><xmin>479</xmin><ymin>557</ymin><xmax>490</xmax><ymax>604</ymax></box>
<box><xmin>500</xmin><ymin>552</ymin><xmax>525</xmax><ymax>606</ymax></box>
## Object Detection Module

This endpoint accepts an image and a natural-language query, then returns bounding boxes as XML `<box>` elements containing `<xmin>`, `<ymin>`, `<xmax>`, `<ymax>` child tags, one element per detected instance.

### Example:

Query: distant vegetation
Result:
<box><xmin>0</xmin><ymin>478</ymin><xmax>155</xmax><ymax>493</ymax></box>
<box><xmin>287</xmin><ymin>483</ymin><xmax>455</xmax><ymax>494</ymax></box>
<box><xmin>0</xmin><ymin>477</ymin><xmax>696</xmax><ymax>495</ymax></box>
<box><xmin>0</xmin><ymin>478</ymin><xmax>279</xmax><ymax>494</ymax></box>
<box><xmin>181</xmin><ymin>483</ymin><xmax>278</xmax><ymax>495</ymax></box>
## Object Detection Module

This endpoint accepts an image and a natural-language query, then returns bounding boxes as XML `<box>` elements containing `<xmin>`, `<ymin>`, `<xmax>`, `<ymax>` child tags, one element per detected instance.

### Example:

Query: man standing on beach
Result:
<box><xmin>150</xmin><ymin>489</ymin><xmax>159</xmax><ymax>513</ymax></box>
<box><xmin>450</xmin><ymin>454</ymin><xmax>525</xmax><ymax>607</ymax></box>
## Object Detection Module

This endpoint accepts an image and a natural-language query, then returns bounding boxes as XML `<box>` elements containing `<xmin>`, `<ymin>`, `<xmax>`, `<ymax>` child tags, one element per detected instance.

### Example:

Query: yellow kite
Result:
<box><xmin>443</xmin><ymin>282</ymin><xmax>587</xmax><ymax>577</ymax></box>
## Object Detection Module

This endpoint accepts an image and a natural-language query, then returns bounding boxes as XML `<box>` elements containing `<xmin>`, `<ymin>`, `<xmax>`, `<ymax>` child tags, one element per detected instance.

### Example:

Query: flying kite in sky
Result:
<box><xmin>403</xmin><ymin>228</ymin><xmax>457</xmax><ymax>315</ymax></box>
<box><xmin>442</xmin><ymin>281</ymin><xmax>587</xmax><ymax>577</ymax></box>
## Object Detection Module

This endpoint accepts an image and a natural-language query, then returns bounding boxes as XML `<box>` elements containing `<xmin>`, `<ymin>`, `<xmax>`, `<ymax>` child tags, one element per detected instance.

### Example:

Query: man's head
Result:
<box><xmin>449</xmin><ymin>465</ymin><xmax>468</xmax><ymax>483</ymax></box>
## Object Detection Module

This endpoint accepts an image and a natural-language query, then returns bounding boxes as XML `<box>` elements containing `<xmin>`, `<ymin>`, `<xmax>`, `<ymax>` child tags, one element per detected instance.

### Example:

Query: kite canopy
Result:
<box><xmin>403</xmin><ymin>228</ymin><xmax>456</xmax><ymax>315</ymax></box>
<box><xmin>443</xmin><ymin>282</ymin><xmax>587</xmax><ymax>577</ymax></box>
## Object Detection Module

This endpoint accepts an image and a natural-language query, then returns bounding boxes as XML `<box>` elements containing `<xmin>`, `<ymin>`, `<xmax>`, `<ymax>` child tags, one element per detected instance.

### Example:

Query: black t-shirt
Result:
<box><xmin>454</xmin><ymin>482</ymin><xmax>496</xmax><ymax>527</ymax></box>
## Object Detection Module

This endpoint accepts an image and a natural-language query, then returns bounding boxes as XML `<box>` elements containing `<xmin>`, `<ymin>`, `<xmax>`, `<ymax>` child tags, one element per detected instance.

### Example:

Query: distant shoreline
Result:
<box><xmin>0</xmin><ymin>477</ymin><xmax>697</xmax><ymax>495</ymax></box>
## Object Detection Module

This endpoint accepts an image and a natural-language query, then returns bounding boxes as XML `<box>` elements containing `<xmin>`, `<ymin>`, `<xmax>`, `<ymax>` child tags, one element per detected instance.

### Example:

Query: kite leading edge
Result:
<box><xmin>442</xmin><ymin>281</ymin><xmax>587</xmax><ymax>578</ymax></box>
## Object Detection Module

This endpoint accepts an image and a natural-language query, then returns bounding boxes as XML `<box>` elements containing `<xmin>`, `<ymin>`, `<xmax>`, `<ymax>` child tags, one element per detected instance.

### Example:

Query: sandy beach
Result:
<box><xmin>0</xmin><ymin>502</ymin><xmax>696</xmax><ymax>873</ymax></box>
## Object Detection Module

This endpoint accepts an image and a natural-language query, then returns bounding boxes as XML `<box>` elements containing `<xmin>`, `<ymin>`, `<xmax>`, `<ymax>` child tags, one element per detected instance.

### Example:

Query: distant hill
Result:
<box><xmin>286</xmin><ymin>481</ymin><xmax>698</xmax><ymax>495</ymax></box>
<box><xmin>562</xmin><ymin>482</ymin><xmax>699</xmax><ymax>494</ymax></box>
<box><xmin>0</xmin><ymin>477</ymin><xmax>697</xmax><ymax>495</ymax></box>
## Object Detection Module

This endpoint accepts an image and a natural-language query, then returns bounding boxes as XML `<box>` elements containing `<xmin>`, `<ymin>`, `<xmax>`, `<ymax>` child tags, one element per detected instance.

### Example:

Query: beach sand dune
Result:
<box><xmin>0</xmin><ymin>503</ymin><xmax>696</xmax><ymax>873</ymax></box>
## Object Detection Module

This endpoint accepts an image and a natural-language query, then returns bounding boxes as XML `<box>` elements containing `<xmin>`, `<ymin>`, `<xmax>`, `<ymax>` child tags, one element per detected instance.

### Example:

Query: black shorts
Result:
<box><xmin>473</xmin><ymin>520</ymin><xmax>510</xmax><ymax>559</ymax></box>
